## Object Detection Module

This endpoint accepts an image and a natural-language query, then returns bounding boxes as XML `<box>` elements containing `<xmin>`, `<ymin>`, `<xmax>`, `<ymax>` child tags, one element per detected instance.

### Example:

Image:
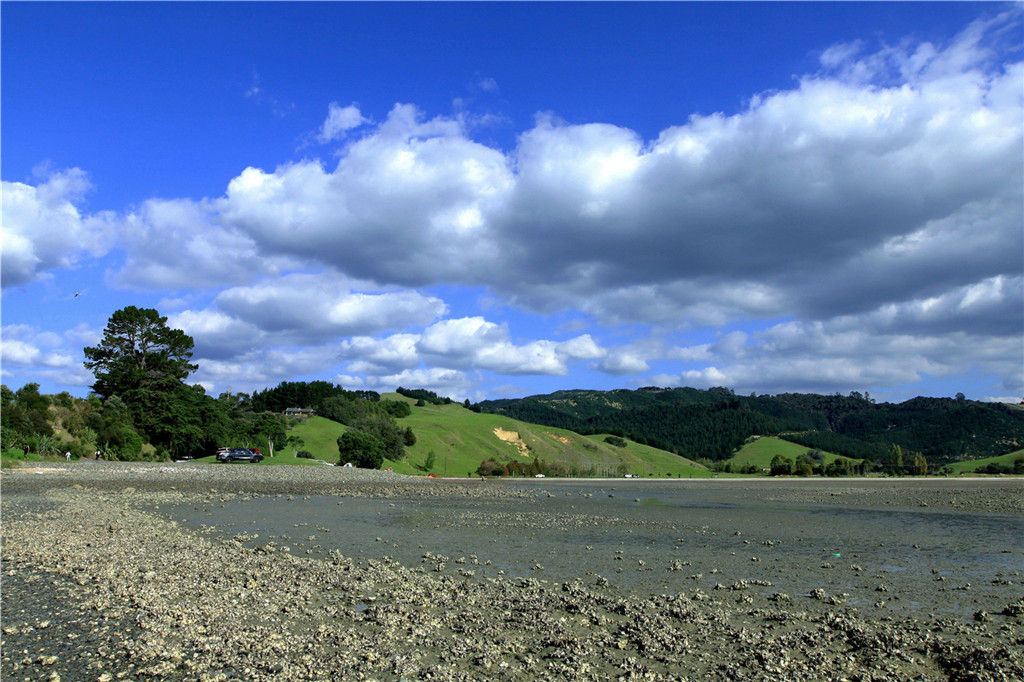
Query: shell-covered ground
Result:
<box><xmin>2</xmin><ymin>462</ymin><xmax>1022</xmax><ymax>681</ymax></box>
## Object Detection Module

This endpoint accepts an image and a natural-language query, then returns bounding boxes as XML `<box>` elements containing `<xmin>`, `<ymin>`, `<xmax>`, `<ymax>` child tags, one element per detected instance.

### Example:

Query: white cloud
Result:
<box><xmin>4</xmin><ymin>11</ymin><xmax>1020</xmax><ymax>401</ymax></box>
<box><xmin>202</xmin><ymin>11</ymin><xmax>1021</xmax><ymax>343</ymax></box>
<box><xmin>599</xmin><ymin>348</ymin><xmax>650</xmax><ymax>375</ymax></box>
<box><xmin>213</xmin><ymin>273</ymin><xmax>447</xmax><ymax>341</ymax></box>
<box><xmin>1</xmin><ymin>324</ymin><xmax>77</xmax><ymax>369</ymax></box>
<box><xmin>218</xmin><ymin>104</ymin><xmax>513</xmax><ymax>286</ymax></box>
<box><xmin>344</xmin><ymin>367</ymin><xmax>475</xmax><ymax>402</ymax></box>
<box><xmin>340</xmin><ymin>334</ymin><xmax>421</xmax><ymax>374</ymax></box>
<box><xmin>1</xmin><ymin>169</ymin><xmax>118</xmax><ymax>288</ymax></box>
<box><xmin>416</xmin><ymin>317</ymin><xmax>605</xmax><ymax>375</ymax></box>
<box><xmin>112</xmin><ymin>197</ymin><xmax>279</xmax><ymax>290</ymax></box>
<box><xmin>652</xmin><ymin>312</ymin><xmax>1022</xmax><ymax>397</ymax></box>
<box><xmin>0</xmin><ymin>323</ymin><xmax>91</xmax><ymax>392</ymax></box>
<box><xmin>318</xmin><ymin>102</ymin><xmax>369</xmax><ymax>143</ymax></box>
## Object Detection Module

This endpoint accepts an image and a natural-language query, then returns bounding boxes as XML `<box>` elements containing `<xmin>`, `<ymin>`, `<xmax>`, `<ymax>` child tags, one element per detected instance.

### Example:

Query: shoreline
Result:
<box><xmin>2</xmin><ymin>464</ymin><xmax>1022</xmax><ymax>681</ymax></box>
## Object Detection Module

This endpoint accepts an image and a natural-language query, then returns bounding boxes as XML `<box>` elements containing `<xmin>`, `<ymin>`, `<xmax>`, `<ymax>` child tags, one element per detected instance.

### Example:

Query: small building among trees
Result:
<box><xmin>284</xmin><ymin>408</ymin><xmax>315</xmax><ymax>418</ymax></box>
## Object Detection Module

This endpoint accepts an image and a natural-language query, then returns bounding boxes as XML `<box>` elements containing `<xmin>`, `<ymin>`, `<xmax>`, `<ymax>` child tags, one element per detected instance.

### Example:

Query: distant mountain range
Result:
<box><xmin>477</xmin><ymin>388</ymin><xmax>1024</xmax><ymax>466</ymax></box>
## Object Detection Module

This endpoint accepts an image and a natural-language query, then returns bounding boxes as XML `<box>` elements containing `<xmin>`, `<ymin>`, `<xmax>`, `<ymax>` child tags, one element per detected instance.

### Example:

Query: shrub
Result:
<box><xmin>476</xmin><ymin>459</ymin><xmax>506</xmax><ymax>477</ymax></box>
<box><xmin>337</xmin><ymin>430</ymin><xmax>385</xmax><ymax>469</ymax></box>
<box><xmin>296</xmin><ymin>450</ymin><xmax>314</xmax><ymax>459</ymax></box>
<box><xmin>770</xmin><ymin>454</ymin><xmax>793</xmax><ymax>476</ymax></box>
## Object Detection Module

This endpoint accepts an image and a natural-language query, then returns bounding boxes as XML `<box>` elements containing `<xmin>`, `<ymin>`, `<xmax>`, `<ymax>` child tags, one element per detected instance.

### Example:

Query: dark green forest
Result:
<box><xmin>477</xmin><ymin>387</ymin><xmax>1024</xmax><ymax>467</ymax></box>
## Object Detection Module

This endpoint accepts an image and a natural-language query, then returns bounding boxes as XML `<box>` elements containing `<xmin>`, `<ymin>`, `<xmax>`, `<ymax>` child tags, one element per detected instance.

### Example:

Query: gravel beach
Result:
<box><xmin>2</xmin><ymin>462</ymin><xmax>1022</xmax><ymax>681</ymax></box>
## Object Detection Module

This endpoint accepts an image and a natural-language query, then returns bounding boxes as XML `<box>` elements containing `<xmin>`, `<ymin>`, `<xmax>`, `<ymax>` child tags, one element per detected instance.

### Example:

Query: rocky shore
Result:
<box><xmin>2</xmin><ymin>463</ymin><xmax>1022</xmax><ymax>681</ymax></box>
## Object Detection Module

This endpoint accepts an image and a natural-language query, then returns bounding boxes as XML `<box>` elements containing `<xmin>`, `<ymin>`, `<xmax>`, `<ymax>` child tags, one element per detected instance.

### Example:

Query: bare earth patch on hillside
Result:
<box><xmin>493</xmin><ymin>427</ymin><xmax>531</xmax><ymax>457</ymax></box>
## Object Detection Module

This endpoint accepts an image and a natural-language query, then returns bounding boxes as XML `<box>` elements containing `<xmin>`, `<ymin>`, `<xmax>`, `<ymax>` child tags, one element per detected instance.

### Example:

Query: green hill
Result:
<box><xmin>277</xmin><ymin>416</ymin><xmax>349</xmax><ymax>464</ymax></box>
<box><xmin>724</xmin><ymin>436</ymin><xmax>863</xmax><ymax>472</ymax></box>
<box><xmin>388</xmin><ymin>393</ymin><xmax>709</xmax><ymax>478</ymax></box>
<box><xmin>727</xmin><ymin>437</ymin><xmax>821</xmax><ymax>471</ymax></box>
<box><xmin>942</xmin><ymin>449</ymin><xmax>1024</xmax><ymax>475</ymax></box>
<box><xmin>478</xmin><ymin>388</ymin><xmax>1024</xmax><ymax>466</ymax></box>
<box><xmin>280</xmin><ymin>394</ymin><xmax>711</xmax><ymax>478</ymax></box>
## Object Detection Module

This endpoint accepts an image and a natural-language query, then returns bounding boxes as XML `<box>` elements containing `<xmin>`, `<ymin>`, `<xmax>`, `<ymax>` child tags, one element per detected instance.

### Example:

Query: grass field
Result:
<box><xmin>725</xmin><ymin>436</ymin><xmax>857</xmax><ymax>471</ymax></box>
<box><xmin>385</xmin><ymin>393</ymin><xmax>710</xmax><ymax>478</ymax></box>
<box><xmin>942</xmin><ymin>448</ymin><xmax>1024</xmax><ymax>475</ymax></box>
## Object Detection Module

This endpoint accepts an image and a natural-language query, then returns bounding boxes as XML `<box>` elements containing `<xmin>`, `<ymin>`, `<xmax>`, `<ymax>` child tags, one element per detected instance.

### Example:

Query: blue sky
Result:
<box><xmin>3</xmin><ymin>2</ymin><xmax>1022</xmax><ymax>404</ymax></box>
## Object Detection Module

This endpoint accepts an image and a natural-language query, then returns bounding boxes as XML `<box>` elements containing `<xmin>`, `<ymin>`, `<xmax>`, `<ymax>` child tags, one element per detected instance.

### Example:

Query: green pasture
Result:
<box><xmin>725</xmin><ymin>436</ymin><xmax>856</xmax><ymax>471</ymax></box>
<box><xmin>942</xmin><ymin>449</ymin><xmax>1024</xmax><ymax>475</ymax></box>
<box><xmin>369</xmin><ymin>394</ymin><xmax>709</xmax><ymax>478</ymax></box>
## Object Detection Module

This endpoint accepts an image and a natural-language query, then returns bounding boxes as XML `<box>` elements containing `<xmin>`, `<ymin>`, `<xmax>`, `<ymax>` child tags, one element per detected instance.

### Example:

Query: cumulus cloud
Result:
<box><xmin>1</xmin><ymin>168</ymin><xmax>118</xmax><ymax>288</ymax></box>
<box><xmin>4</xmin><ymin>11</ymin><xmax>1019</xmax><ymax>400</ymax></box>
<box><xmin>0</xmin><ymin>323</ymin><xmax>91</xmax><ymax>391</ymax></box>
<box><xmin>208</xmin><ymin>11</ymin><xmax>1021</xmax><ymax>344</ymax></box>
<box><xmin>318</xmin><ymin>102</ymin><xmax>369</xmax><ymax>143</ymax></box>
<box><xmin>330</xmin><ymin>317</ymin><xmax>608</xmax><ymax>388</ymax></box>
<box><xmin>654</xmin><ymin>315</ymin><xmax>1022</xmax><ymax>397</ymax></box>
<box><xmin>213</xmin><ymin>274</ymin><xmax>448</xmax><ymax>341</ymax></box>
<box><xmin>417</xmin><ymin>317</ymin><xmax>604</xmax><ymax>375</ymax></box>
<box><xmin>164</xmin><ymin>274</ymin><xmax>448</xmax><ymax>373</ymax></box>
<box><xmin>339</xmin><ymin>334</ymin><xmax>421</xmax><ymax>374</ymax></box>
<box><xmin>218</xmin><ymin>104</ymin><xmax>513</xmax><ymax>287</ymax></box>
<box><xmin>598</xmin><ymin>348</ymin><xmax>650</xmax><ymax>375</ymax></box>
<box><xmin>112</xmin><ymin>198</ymin><xmax>280</xmax><ymax>290</ymax></box>
<box><xmin>348</xmin><ymin>367</ymin><xmax>476</xmax><ymax>401</ymax></box>
<box><xmin>0</xmin><ymin>324</ymin><xmax>74</xmax><ymax>368</ymax></box>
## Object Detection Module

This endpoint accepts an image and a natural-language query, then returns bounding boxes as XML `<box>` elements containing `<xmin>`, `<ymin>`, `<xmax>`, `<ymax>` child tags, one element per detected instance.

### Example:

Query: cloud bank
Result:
<box><xmin>3</xmin><ymin>11</ymin><xmax>1021</xmax><ymax>400</ymax></box>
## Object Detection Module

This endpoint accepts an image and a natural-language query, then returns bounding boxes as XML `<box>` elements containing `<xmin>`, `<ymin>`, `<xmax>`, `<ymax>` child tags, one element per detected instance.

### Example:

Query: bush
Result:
<box><xmin>337</xmin><ymin>430</ymin><xmax>385</xmax><ymax>469</ymax></box>
<box><xmin>296</xmin><ymin>450</ymin><xmax>314</xmax><ymax>459</ymax></box>
<box><xmin>476</xmin><ymin>459</ymin><xmax>506</xmax><ymax>477</ymax></box>
<box><xmin>381</xmin><ymin>400</ymin><xmax>412</xmax><ymax>418</ymax></box>
<box><xmin>770</xmin><ymin>454</ymin><xmax>793</xmax><ymax>476</ymax></box>
<box><xmin>604</xmin><ymin>435</ymin><xmax>628</xmax><ymax>448</ymax></box>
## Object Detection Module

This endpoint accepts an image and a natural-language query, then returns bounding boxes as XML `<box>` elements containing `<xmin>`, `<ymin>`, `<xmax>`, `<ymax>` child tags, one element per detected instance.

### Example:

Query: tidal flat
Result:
<box><xmin>2</xmin><ymin>462</ymin><xmax>1022</xmax><ymax>681</ymax></box>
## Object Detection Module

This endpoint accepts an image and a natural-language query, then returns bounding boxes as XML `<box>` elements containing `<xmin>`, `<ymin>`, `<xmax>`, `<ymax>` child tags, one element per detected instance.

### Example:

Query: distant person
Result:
<box><xmin>65</xmin><ymin>451</ymin><xmax>71</xmax><ymax>461</ymax></box>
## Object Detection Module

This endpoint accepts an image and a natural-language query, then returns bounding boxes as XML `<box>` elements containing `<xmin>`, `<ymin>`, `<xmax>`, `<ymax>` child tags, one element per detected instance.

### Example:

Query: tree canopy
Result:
<box><xmin>84</xmin><ymin>306</ymin><xmax>198</xmax><ymax>399</ymax></box>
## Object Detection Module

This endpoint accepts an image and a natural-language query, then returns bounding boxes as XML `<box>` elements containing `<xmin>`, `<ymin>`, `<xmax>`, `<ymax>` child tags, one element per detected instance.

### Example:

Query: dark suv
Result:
<box><xmin>217</xmin><ymin>448</ymin><xmax>264</xmax><ymax>463</ymax></box>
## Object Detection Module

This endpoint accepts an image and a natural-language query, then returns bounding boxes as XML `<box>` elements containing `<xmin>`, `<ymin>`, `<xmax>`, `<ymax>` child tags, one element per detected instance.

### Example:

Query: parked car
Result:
<box><xmin>218</xmin><ymin>448</ymin><xmax>264</xmax><ymax>463</ymax></box>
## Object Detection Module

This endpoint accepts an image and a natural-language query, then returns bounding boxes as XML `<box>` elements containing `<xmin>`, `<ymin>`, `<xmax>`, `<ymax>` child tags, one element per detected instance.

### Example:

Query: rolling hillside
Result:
<box><xmin>941</xmin><ymin>449</ymin><xmax>1024</xmax><ymax>475</ymax></box>
<box><xmin>478</xmin><ymin>388</ymin><xmax>1024</xmax><ymax>466</ymax></box>
<box><xmin>723</xmin><ymin>436</ymin><xmax>866</xmax><ymax>473</ymax></box>
<box><xmin>279</xmin><ymin>395</ymin><xmax>711</xmax><ymax>478</ymax></box>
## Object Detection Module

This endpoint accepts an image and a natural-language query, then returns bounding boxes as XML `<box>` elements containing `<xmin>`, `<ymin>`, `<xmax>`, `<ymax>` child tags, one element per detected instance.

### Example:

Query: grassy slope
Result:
<box><xmin>270</xmin><ymin>416</ymin><xmax>348</xmax><ymax>465</ymax></box>
<box><xmin>382</xmin><ymin>393</ymin><xmax>710</xmax><ymax>477</ymax></box>
<box><xmin>725</xmin><ymin>436</ymin><xmax>853</xmax><ymax>470</ymax></box>
<box><xmin>943</xmin><ymin>448</ymin><xmax>1024</xmax><ymax>474</ymax></box>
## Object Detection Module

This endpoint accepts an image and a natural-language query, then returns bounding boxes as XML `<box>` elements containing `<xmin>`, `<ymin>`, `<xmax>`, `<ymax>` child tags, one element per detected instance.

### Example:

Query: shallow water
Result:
<box><xmin>174</xmin><ymin>480</ymin><xmax>1023</xmax><ymax>621</ymax></box>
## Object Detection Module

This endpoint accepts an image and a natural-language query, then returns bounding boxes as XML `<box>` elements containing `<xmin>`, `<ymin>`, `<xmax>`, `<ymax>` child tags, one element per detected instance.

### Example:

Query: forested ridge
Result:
<box><xmin>478</xmin><ymin>388</ymin><xmax>1024</xmax><ymax>466</ymax></box>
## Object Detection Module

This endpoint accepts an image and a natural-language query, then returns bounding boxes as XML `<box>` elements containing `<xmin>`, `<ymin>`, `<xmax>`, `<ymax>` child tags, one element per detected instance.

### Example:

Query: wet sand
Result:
<box><xmin>2</xmin><ymin>463</ymin><xmax>1022</xmax><ymax>680</ymax></box>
